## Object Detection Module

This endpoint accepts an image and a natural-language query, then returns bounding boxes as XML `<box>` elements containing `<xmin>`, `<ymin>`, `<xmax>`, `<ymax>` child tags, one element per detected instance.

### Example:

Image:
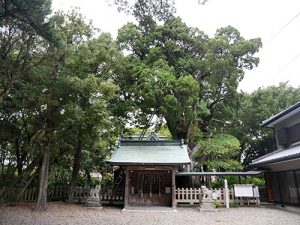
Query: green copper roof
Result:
<box><xmin>108</xmin><ymin>140</ymin><xmax>191</xmax><ymax>165</ymax></box>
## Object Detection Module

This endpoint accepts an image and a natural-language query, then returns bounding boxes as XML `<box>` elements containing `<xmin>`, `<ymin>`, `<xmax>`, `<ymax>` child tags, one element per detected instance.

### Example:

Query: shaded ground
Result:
<box><xmin>0</xmin><ymin>202</ymin><xmax>299</xmax><ymax>225</ymax></box>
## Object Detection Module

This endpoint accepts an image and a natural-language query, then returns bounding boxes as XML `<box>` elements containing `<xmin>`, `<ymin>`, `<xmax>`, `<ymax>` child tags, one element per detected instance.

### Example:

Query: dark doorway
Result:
<box><xmin>128</xmin><ymin>170</ymin><xmax>172</xmax><ymax>206</ymax></box>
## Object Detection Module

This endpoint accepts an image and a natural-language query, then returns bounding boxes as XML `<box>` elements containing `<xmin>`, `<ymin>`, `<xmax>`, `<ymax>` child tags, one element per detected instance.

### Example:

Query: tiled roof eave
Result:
<box><xmin>251</xmin><ymin>151</ymin><xmax>300</xmax><ymax>166</ymax></box>
<box><xmin>262</xmin><ymin>101</ymin><xmax>300</xmax><ymax>127</ymax></box>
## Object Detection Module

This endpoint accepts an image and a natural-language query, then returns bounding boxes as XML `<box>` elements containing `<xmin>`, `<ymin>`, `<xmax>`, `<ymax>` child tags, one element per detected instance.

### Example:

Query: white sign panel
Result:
<box><xmin>253</xmin><ymin>186</ymin><xmax>260</xmax><ymax>198</ymax></box>
<box><xmin>234</xmin><ymin>184</ymin><xmax>254</xmax><ymax>197</ymax></box>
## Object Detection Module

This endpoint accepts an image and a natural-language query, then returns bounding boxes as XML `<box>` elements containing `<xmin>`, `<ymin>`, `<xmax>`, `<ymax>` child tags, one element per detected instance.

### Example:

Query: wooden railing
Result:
<box><xmin>1</xmin><ymin>186</ymin><xmax>259</xmax><ymax>206</ymax></box>
<box><xmin>0</xmin><ymin>187</ymin><xmax>37</xmax><ymax>202</ymax></box>
<box><xmin>100</xmin><ymin>189</ymin><xmax>124</xmax><ymax>205</ymax></box>
<box><xmin>48</xmin><ymin>185</ymin><xmax>91</xmax><ymax>202</ymax></box>
<box><xmin>0</xmin><ymin>185</ymin><xmax>91</xmax><ymax>203</ymax></box>
<box><xmin>175</xmin><ymin>187</ymin><xmax>259</xmax><ymax>205</ymax></box>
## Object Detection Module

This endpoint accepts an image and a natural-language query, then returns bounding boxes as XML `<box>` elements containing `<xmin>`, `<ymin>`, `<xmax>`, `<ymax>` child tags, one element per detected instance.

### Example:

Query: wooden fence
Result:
<box><xmin>175</xmin><ymin>187</ymin><xmax>259</xmax><ymax>205</ymax></box>
<box><xmin>1</xmin><ymin>186</ymin><xmax>259</xmax><ymax>206</ymax></box>
<box><xmin>48</xmin><ymin>185</ymin><xmax>90</xmax><ymax>202</ymax></box>
<box><xmin>0</xmin><ymin>185</ymin><xmax>91</xmax><ymax>203</ymax></box>
<box><xmin>100</xmin><ymin>189</ymin><xmax>124</xmax><ymax>205</ymax></box>
<box><xmin>0</xmin><ymin>187</ymin><xmax>37</xmax><ymax>202</ymax></box>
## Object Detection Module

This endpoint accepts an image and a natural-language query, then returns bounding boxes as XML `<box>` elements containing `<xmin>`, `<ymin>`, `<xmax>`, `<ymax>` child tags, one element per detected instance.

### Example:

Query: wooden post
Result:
<box><xmin>141</xmin><ymin>174</ymin><xmax>144</xmax><ymax>198</ymax></box>
<box><xmin>208</xmin><ymin>176</ymin><xmax>212</xmax><ymax>189</ymax></box>
<box><xmin>224</xmin><ymin>179</ymin><xmax>229</xmax><ymax>208</ymax></box>
<box><xmin>265</xmin><ymin>172</ymin><xmax>274</xmax><ymax>202</ymax></box>
<box><xmin>172</xmin><ymin>169</ymin><xmax>176</xmax><ymax>208</ymax></box>
<box><xmin>124</xmin><ymin>168</ymin><xmax>129</xmax><ymax>209</ymax></box>
<box><xmin>158</xmin><ymin>175</ymin><xmax>161</xmax><ymax>197</ymax></box>
<box><xmin>150</xmin><ymin>179</ymin><xmax>152</xmax><ymax>198</ymax></box>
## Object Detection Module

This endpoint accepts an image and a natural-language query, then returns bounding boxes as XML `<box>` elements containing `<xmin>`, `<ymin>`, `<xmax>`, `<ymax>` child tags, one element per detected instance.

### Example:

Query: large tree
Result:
<box><xmin>116</xmin><ymin>15</ymin><xmax>261</xmax><ymax>141</ymax></box>
<box><xmin>59</xmin><ymin>31</ymin><xmax>121</xmax><ymax>202</ymax></box>
<box><xmin>0</xmin><ymin>8</ymin><xmax>121</xmax><ymax>210</ymax></box>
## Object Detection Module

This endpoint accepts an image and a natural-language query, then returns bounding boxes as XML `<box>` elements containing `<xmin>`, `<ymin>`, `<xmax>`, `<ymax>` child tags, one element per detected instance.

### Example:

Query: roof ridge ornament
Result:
<box><xmin>146</xmin><ymin>131</ymin><xmax>159</xmax><ymax>141</ymax></box>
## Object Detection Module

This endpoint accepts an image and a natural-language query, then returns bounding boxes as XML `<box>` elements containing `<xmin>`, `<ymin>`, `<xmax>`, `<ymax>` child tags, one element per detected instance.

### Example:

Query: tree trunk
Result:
<box><xmin>189</xmin><ymin>143</ymin><xmax>201</xmax><ymax>172</ymax></box>
<box><xmin>167</xmin><ymin>124</ymin><xmax>187</xmax><ymax>140</ymax></box>
<box><xmin>34</xmin><ymin>145</ymin><xmax>50</xmax><ymax>211</ymax></box>
<box><xmin>15</xmin><ymin>139</ymin><xmax>23</xmax><ymax>176</ymax></box>
<box><xmin>68</xmin><ymin>134</ymin><xmax>82</xmax><ymax>203</ymax></box>
<box><xmin>188</xmin><ymin>144</ymin><xmax>201</xmax><ymax>187</ymax></box>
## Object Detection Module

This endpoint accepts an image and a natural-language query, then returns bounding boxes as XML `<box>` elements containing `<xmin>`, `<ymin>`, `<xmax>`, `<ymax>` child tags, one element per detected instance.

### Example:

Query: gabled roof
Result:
<box><xmin>250</xmin><ymin>144</ymin><xmax>300</xmax><ymax>166</ymax></box>
<box><xmin>108</xmin><ymin>140</ymin><xmax>191</xmax><ymax>165</ymax></box>
<box><xmin>262</xmin><ymin>101</ymin><xmax>300</xmax><ymax>127</ymax></box>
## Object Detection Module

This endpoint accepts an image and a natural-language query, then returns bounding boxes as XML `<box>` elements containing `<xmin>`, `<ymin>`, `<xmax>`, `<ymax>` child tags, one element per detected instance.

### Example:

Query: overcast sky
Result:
<box><xmin>52</xmin><ymin>0</ymin><xmax>300</xmax><ymax>93</ymax></box>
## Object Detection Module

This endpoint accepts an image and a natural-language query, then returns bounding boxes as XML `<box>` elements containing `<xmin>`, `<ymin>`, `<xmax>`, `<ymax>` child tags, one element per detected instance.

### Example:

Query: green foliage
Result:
<box><xmin>225</xmin><ymin>83</ymin><xmax>300</xmax><ymax>165</ymax></box>
<box><xmin>113</xmin><ymin>4</ymin><xmax>261</xmax><ymax>175</ymax></box>
<box><xmin>204</xmin><ymin>160</ymin><xmax>243</xmax><ymax>172</ymax></box>
<box><xmin>195</xmin><ymin>134</ymin><xmax>240</xmax><ymax>161</ymax></box>
<box><xmin>110</xmin><ymin>0</ymin><xmax>176</xmax><ymax>22</ymax></box>
<box><xmin>48</xmin><ymin>158</ymin><xmax>72</xmax><ymax>187</ymax></box>
<box><xmin>246</xmin><ymin>176</ymin><xmax>265</xmax><ymax>187</ymax></box>
<box><xmin>212</xmin><ymin>176</ymin><xmax>239</xmax><ymax>188</ymax></box>
<box><xmin>0</xmin><ymin>0</ymin><xmax>56</xmax><ymax>43</ymax></box>
<box><xmin>123</xmin><ymin>124</ymin><xmax>172</xmax><ymax>139</ymax></box>
<box><xmin>156</xmin><ymin>125</ymin><xmax>172</xmax><ymax>139</ymax></box>
<box><xmin>211</xmin><ymin>175</ymin><xmax>265</xmax><ymax>188</ymax></box>
<box><xmin>195</xmin><ymin>134</ymin><xmax>242</xmax><ymax>171</ymax></box>
<box><xmin>0</xmin><ymin>8</ymin><xmax>122</xmax><ymax>192</ymax></box>
<box><xmin>116</xmin><ymin>12</ymin><xmax>261</xmax><ymax>141</ymax></box>
<box><xmin>229</xmin><ymin>202</ymin><xmax>239</xmax><ymax>208</ymax></box>
<box><xmin>100</xmin><ymin>173</ymin><xmax>114</xmax><ymax>189</ymax></box>
<box><xmin>214</xmin><ymin>201</ymin><xmax>222</xmax><ymax>208</ymax></box>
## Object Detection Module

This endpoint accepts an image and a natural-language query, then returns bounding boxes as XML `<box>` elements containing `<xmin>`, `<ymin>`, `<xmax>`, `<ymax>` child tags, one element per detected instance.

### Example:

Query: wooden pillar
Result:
<box><xmin>172</xmin><ymin>169</ymin><xmax>176</xmax><ymax>208</ymax></box>
<box><xmin>124</xmin><ymin>168</ymin><xmax>129</xmax><ymax>209</ymax></box>
<box><xmin>208</xmin><ymin>176</ymin><xmax>212</xmax><ymax>189</ymax></box>
<box><xmin>141</xmin><ymin>174</ymin><xmax>144</xmax><ymax>198</ymax></box>
<box><xmin>244</xmin><ymin>175</ymin><xmax>248</xmax><ymax>184</ymax></box>
<box><xmin>265</xmin><ymin>172</ymin><xmax>274</xmax><ymax>202</ymax></box>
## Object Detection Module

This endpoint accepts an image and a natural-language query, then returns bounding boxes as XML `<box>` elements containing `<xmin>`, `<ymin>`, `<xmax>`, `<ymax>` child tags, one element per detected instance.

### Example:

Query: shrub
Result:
<box><xmin>214</xmin><ymin>201</ymin><xmax>222</xmax><ymax>208</ymax></box>
<box><xmin>245</xmin><ymin>177</ymin><xmax>265</xmax><ymax>187</ymax></box>
<box><xmin>100</xmin><ymin>173</ymin><xmax>114</xmax><ymax>189</ymax></box>
<box><xmin>230</xmin><ymin>202</ymin><xmax>239</xmax><ymax>207</ymax></box>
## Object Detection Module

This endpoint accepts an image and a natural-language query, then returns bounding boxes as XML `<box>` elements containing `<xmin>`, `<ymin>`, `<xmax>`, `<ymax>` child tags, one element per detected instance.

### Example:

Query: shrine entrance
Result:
<box><xmin>108</xmin><ymin>139</ymin><xmax>191</xmax><ymax>209</ymax></box>
<box><xmin>126</xmin><ymin>168</ymin><xmax>174</xmax><ymax>206</ymax></box>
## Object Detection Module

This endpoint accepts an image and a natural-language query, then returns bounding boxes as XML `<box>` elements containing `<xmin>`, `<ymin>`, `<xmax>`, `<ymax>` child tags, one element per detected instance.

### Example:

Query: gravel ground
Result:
<box><xmin>0</xmin><ymin>202</ymin><xmax>299</xmax><ymax>225</ymax></box>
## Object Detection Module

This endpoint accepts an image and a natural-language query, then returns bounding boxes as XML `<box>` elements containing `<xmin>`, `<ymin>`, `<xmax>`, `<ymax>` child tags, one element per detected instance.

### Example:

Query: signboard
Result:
<box><xmin>234</xmin><ymin>184</ymin><xmax>254</xmax><ymax>197</ymax></box>
<box><xmin>253</xmin><ymin>186</ymin><xmax>260</xmax><ymax>198</ymax></box>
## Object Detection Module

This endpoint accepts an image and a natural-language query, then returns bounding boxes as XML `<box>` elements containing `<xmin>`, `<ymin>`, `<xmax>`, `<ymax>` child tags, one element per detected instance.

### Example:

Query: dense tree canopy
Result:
<box><xmin>116</xmin><ymin>17</ymin><xmax>262</xmax><ymax>141</ymax></box>
<box><xmin>226</xmin><ymin>83</ymin><xmax>300</xmax><ymax>166</ymax></box>
<box><xmin>0</xmin><ymin>0</ymin><xmax>56</xmax><ymax>42</ymax></box>
<box><xmin>110</xmin><ymin>0</ymin><xmax>176</xmax><ymax>21</ymax></box>
<box><xmin>0</xmin><ymin>7</ymin><xmax>122</xmax><ymax>210</ymax></box>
